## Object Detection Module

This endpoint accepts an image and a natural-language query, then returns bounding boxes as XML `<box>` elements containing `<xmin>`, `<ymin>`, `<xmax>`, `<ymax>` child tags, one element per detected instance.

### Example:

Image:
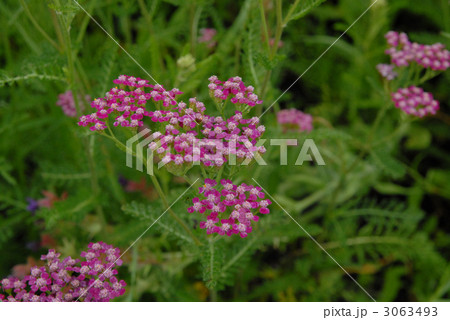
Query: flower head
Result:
<box><xmin>189</xmin><ymin>180</ymin><xmax>271</xmax><ymax>238</ymax></box>
<box><xmin>56</xmin><ymin>91</ymin><xmax>90</xmax><ymax>117</ymax></box>
<box><xmin>198</xmin><ymin>28</ymin><xmax>217</xmax><ymax>48</ymax></box>
<box><xmin>391</xmin><ymin>86</ymin><xmax>439</xmax><ymax>117</ymax></box>
<box><xmin>147</xmin><ymin>110</ymin><xmax>266</xmax><ymax>172</ymax></box>
<box><xmin>77</xmin><ymin>75</ymin><xmax>183</xmax><ymax>131</ymax></box>
<box><xmin>208</xmin><ymin>75</ymin><xmax>263</xmax><ymax>109</ymax></box>
<box><xmin>26</xmin><ymin>191</ymin><xmax>68</xmax><ymax>215</ymax></box>
<box><xmin>376</xmin><ymin>63</ymin><xmax>398</xmax><ymax>80</ymax></box>
<box><xmin>77</xmin><ymin>75</ymin><xmax>266</xmax><ymax>176</ymax></box>
<box><xmin>384</xmin><ymin>31</ymin><xmax>450</xmax><ymax>70</ymax></box>
<box><xmin>277</xmin><ymin>109</ymin><xmax>313</xmax><ymax>133</ymax></box>
<box><xmin>26</xmin><ymin>198</ymin><xmax>39</xmax><ymax>214</ymax></box>
<box><xmin>0</xmin><ymin>242</ymin><xmax>126</xmax><ymax>302</ymax></box>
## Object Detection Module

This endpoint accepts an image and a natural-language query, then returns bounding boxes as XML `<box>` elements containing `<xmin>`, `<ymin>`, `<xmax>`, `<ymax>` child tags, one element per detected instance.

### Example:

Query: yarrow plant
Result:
<box><xmin>276</xmin><ymin>108</ymin><xmax>313</xmax><ymax>133</ymax></box>
<box><xmin>77</xmin><ymin>75</ymin><xmax>267</xmax><ymax>176</ymax></box>
<box><xmin>188</xmin><ymin>179</ymin><xmax>271</xmax><ymax>238</ymax></box>
<box><xmin>76</xmin><ymin>74</ymin><xmax>272</xmax><ymax>240</ymax></box>
<box><xmin>0</xmin><ymin>242</ymin><xmax>126</xmax><ymax>302</ymax></box>
<box><xmin>377</xmin><ymin>31</ymin><xmax>450</xmax><ymax>117</ymax></box>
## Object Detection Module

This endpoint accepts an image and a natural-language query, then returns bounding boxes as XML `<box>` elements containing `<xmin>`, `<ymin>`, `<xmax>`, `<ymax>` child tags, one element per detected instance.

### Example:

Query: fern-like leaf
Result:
<box><xmin>286</xmin><ymin>0</ymin><xmax>328</xmax><ymax>23</ymax></box>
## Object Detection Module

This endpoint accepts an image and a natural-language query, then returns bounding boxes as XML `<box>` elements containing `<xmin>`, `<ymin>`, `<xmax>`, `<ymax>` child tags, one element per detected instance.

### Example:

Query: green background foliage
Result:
<box><xmin>0</xmin><ymin>0</ymin><xmax>449</xmax><ymax>301</ymax></box>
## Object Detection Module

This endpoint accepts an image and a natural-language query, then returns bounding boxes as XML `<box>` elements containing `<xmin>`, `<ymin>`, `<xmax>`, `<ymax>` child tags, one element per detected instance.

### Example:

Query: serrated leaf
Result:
<box><xmin>0</xmin><ymin>72</ymin><xmax>66</xmax><ymax>87</ymax></box>
<box><xmin>306</xmin><ymin>127</ymin><xmax>353</xmax><ymax>141</ymax></box>
<box><xmin>121</xmin><ymin>201</ymin><xmax>164</xmax><ymax>221</ymax></box>
<box><xmin>255</xmin><ymin>53</ymin><xmax>285</xmax><ymax>71</ymax></box>
<box><xmin>405</xmin><ymin>126</ymin><xmax>431</xmax><ymax>150</ymax></box>
<box><xmin>286</xmin><ymin>0</ymin><xmax>327</xmax><ymax>23</ymax></box>
<box><xmin>122</xmin><ymin>201</ymin><xmax>195</xmax><ymax>243</ymax></box>
<box><xmin>370</xmin><ymin>147</ymin><xmax>406</xmax><ymax>179</ymax></box>
<box><xmin>48</xmin><ymin>1</ymin><xmax>80</xmax><ymax>27</ymax></box>
<box><xmin>37</xmin><ymin>191</ymin><xmax>94</xmax><ymax>229</ymax></box>
<box><xmin>425</xmin><ymin>169</ymin><xmax>450</xmax><ymax>198</ymax></box>
<box><xmin>201</xmin><ymin>238</ymin><xmax>224</xmax><ymax>290</ymax></box>
<box><xmin>243</xmin><ymin>11</ymin><xmax>261</xmax><ymax>86</ymax></box>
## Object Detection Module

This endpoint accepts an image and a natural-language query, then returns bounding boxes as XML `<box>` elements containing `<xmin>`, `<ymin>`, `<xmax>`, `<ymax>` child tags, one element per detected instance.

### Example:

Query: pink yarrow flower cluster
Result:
<box><xmin>384</xmin><ymin>31</ymin><xmax>450</xmax><ymax>70</ymax></box>
<box><xmin>149</xmin><ymin>109</ymin><xmax>266</xmax><ymax>171</ymax></box>
<box><xmin>277</xmin><ymin>108</ymin><xmax>313</xmax><ymax>133</ymax></box>
<box><xmin>198</xmin><ymin>28</ymin><xmax>217</xmax><ymax>48</ymax></box>
<box><xmin>77</xmin><ymin>75</ymin><xmax>182</xmax><ymax>131</ymax></box>
<box><xmin>376</xmin><ymin>63</ymin><xmax>398</xmax><ymax>80</ymax></box>
<box><xmin>0</xmin><ymin>242</ymin><xmax>126</xmax><ymax>302</ymax></box>
<box><xmin>188</xmin><ymin>179</ymin><xmax>271</xmax><ymax>238</ymax></box>
<box><xmin>77</xmin><ymin>75</ymin><xmax>266</xmax><ymax>174</ymax></box>
<box><xmin>56</xmin><ymin>90</ymin><xmax>90</xmax><ymax>117</ymax></box>
<box><xmin>391</xmin><ymin>86</ymin><xmax>439</xmax><ymax>117</ymax></box>
<box><xmin>376</xmin><ymin>32</ymin><xmax>448</xmax><ymax>117</ymax></box>
<box><xmin>208</xmin><ymin>75</ymin><xmax>262</xmax><ymax>109</ymax></box>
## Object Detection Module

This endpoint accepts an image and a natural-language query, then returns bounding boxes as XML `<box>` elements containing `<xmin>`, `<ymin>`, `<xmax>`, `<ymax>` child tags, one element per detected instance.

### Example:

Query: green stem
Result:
<box><xmin>86</xmin><ymin>135</ymin><xmax>105</xmax><ymax>221</ymax></box>
<box><xmin>53</xmin><ymin>0</ymin><xmax>105</xmax><ymax>224</ymax></box>
<box><xmin>322</xmin><ymin>236</ymin><xmax>408</xmax><ymax>250</ymax></box>
<box><xmin>149</xmin><ymin>173</ymin><xmax>202</xmax><ymax>246</ymax></box>
<box><xmin>73</xmin><ymin>0</ymin><xmax>100</xmax><ymax>58</ymax></box>
<box><xmin>54</xmin><ymin>0</ymin><xmax>81</xmax><ymax>116</ymax></box>
<box><xmin>372</xmin><ymin>120</ymin><xmax>411</xmax><ymax>148</ymax></box>
<box><xmin>50</xmin><ymin>10</ymin><xmax>65</xmax><ymax>48</ymax></box>
<box><xmin>326</xmin><ymin>102</ymin><xmax>391</xmax><ymax>216</ymax></box>
<box><xmin>100</xmin><ymin>131</ymin><xmax>202</xmax><ymax>246</ymax></box>
<box><xmin>208</xmin><ymin>237</ymin><xmax>218</xmax><ymax>301</ymax></box>
<box><xmin>19</xmin><ymin>0</ymin><xmax>60</xmax><ymax>52</ymax></box>
<box><xmin>137</xmin><ymin>0</ymin><xmax>152</xmax><ymax>25</ymax></box>
<box><xmin>200</xmin><ymin>165</ymin><xmax>208</xmax><ymax>180</ymax></box>
<box><xmin>367</xmin><ymin>102</ymin><xmax>389</xmax><ymax>145</ymax></box>
<box><xmin>442</xmin><ymin>0</ymin><xmax>450</xmax><ymax>33</ymax></box>
<box><xmin>283</xmin><ymin>0</ymin><xmax>300</xmax><ymax>26</ymax></box>
<box><xmin>271</xmin><ymin>0</ymin><xmax>283</xmax><ymax>58</ymax></box>
<box><xmin>428</xmin><ymin>267</ymin><xmax>450</xmax><ymax>301</ymax></box>
<box><xmin>190</xmin><ymin>5</ymin><xmax>203</xmax><ymax>56</ymax></box>
<box><xmin>210</xmin><ymin>288</ymin><xmax>218</xmax><ymax>302</ymax></box>
<box><xmin>183</xmin><ymin>175</ymin><xmax>196</xmax><ymax>186</ymax></box>
<box><xmin>259</xmin><ymin>0</ymin><xmax>271</xmax><ymax>54</ymax></box>
<box><xmin>126</xmin><ymin>244</ymin><xmax>139</xmax><ymax>301</ymax></box>
<box><xmin>257</xmin><ymin>0</ymin><xmax>283</xmax><ymax>116</ymax></box>
<box><xmin>0</xmin><ymin>2</ymin><xmax>40</xmax><ymax>54</ymax></box>
<box><xmin>259</xmin><ymin>70</ymin><xmax>272</xmax><ymax>101</ymax></box>
<box><xmin>418</xmin><ymin>69</ymin><xmax>439</xmax><ymax>84</ymax></box>
<box><xmin>215</xmin><ymin>164</ymin><xmax>225</xmax><ymax>182</ymax></box>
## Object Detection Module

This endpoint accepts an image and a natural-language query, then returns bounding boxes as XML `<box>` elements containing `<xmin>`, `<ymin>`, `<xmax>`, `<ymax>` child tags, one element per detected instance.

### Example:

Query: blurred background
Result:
<box><xmin>0</xmin><ymin>0</ymin><xmax>449</xmax><ymax>301</ymax></box>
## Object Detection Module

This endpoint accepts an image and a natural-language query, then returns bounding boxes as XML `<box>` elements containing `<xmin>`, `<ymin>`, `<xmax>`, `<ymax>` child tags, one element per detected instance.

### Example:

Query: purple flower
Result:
<box><xmin>26</xmin><ymin>198</ymin><xmax>39</xmax><ymax>214</ymax></box>
<box><xmin>208</xmin><ymin>75</ymin><xmax>263</xmax><ymax>108</ymax></box>
<box><xmin>0</xmin><ymin>242</ymin><xmax>126</xmax><ymax>302</ymax></box>
<box><xmin>189</xmin><ymin>179</ymin><xmax>271</xmax><ymax>238</ymax></box>
<box><xmin>384</xmin><ymin>31</ymin><xmax>450</xmax><ymax>71</ymax></box>
<box><xmin>56</xmin><ymin>90</ymin><xmax>90</xmax><ymax>117</ymax></box>
<box><xmin>376</xmin><ymin>63</ymin><xmax>398</xmax><ymax>80</ymax></box>
<box><xmin>391</xmin><ymin>86</ymin><xmax>439</xmax><ymax>117</ymax></box>
<box><xmin>77</xmin><ymin>75</ymin><xmax>183</xmax><ymax>131</ymax></box>
<box><xmin>198</xmin><ymin>28</ymin><xmax>217</xmax><ymax>48</ymax></box>
<box><xmin>77</xmin><ymin>75</ymin><xmax>267</xmax><ymax>175</ymax></box>
<box><xmin>277</xmin><ymin>109</ymin><xmax>313</xmax><ymax>133</ymax></box>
